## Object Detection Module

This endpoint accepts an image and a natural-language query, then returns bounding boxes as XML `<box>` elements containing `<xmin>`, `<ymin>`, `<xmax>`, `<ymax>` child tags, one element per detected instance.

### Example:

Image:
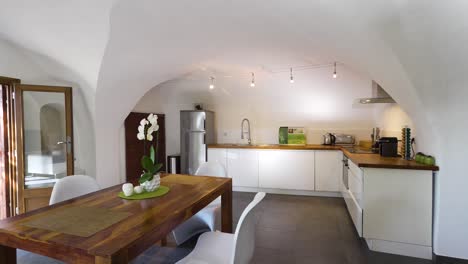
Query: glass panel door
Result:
<box><xmin>16</xmin><ymin>85</ymin><xmax>73</xmax><ymax>213</ymax></box>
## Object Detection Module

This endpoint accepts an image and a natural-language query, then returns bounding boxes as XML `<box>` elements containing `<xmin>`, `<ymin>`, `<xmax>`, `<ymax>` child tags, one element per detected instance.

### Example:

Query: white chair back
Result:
<box><xmin>231</xmin><ymin>192</ymin><xmax>266</xmax><ymax>264</ymax></box>
<box><xmin>195</xmin><ymin>161</ymin><xmax>227</xmax><ymax>177</ymax></box>
<box><xmin>49</xmin><ymin>175</ymin><xmax>100</xmax><ymax>205</ymax></box>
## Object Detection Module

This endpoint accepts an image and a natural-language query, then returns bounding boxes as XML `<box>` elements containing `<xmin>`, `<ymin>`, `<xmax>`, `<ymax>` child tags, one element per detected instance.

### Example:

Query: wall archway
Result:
<box><xmin>94</xmin><ymin>0</ymin><xmax>466</xmax><ymax>259</ymax></box>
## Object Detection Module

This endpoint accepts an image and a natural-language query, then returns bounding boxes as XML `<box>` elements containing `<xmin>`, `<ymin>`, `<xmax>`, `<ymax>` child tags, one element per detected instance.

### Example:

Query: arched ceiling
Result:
<box><xmin>95</xmin><ymin>0</ymin><xmax>435</xmax><ymax>187</ymax></box>
<box><xmin>0</xmin><ymin>0</ymin><xmax>116</xmax><ymax>109</ymax></box>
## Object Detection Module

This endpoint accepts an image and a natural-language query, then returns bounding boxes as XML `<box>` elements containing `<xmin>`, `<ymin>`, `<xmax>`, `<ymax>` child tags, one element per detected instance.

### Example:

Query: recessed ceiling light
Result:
<box><xmin>250</xmin><ymin>72</ymin><xmax>255</xmax><ymax>87</ymax></box>
<box><xmin>290</xmin><ymin>68</ymin><xmax>295</xmax><ymax>83</ymax></box>
<box><xmin>333</xmin><ymin>62</ymin><xmax>337</xmax><ymax>79</ymax></box>
<box><xmin>209</xmin><ymin>76</ymin><xmax>215</xmax><ymax>89</ymax></box>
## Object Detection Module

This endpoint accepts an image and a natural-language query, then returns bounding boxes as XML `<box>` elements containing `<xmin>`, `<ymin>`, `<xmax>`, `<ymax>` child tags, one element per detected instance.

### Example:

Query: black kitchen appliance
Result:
<box><xmin>379</xmin><ymin>137</ymin><xmax>399</xmax><ymax>157</ymax></box>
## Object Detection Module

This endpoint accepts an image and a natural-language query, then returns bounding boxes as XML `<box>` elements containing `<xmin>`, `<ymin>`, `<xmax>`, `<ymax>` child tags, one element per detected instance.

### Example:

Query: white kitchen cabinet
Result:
<box><xmin>227</xmin><ymin>149</ymin><xmax>258</xmax><ymax>187</ymax></box>
<box><xmin>258</xmin><ymin>150</ymin><xmax>315</xmax><ymax>190</ymax></box>
<box><xmin>348</xmin><ymin>164</ymin><xmax>363</xmax><ymax>207</ymax></box>
<box><xmin>315</xmin><ymin>151</ymin><xmax>343</xmax><ymax>192</ymax></box>
<box><xmin>207</xmin><ymin>148</ymin><xmax>228</xmax><ymax>173</ymax></box>
<box><xmin>363</xmin><ymin>168</ymin><xmax>433</xmax><ymax>258</ymax></box>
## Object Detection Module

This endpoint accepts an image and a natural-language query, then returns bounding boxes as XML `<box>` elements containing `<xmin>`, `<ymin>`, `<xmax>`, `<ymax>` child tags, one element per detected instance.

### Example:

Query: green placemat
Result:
<box><xmin>118</xmin><ymin>185</ymin><xmax>170</xmax><ymax>200</ymax></box>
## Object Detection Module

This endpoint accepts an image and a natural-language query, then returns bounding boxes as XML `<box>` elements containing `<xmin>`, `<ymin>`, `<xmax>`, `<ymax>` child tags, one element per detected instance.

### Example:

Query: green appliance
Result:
<box><xmin>279</xmin><ymin>127</ymin><xmax>306</xmax><ymax>145</ymax></box>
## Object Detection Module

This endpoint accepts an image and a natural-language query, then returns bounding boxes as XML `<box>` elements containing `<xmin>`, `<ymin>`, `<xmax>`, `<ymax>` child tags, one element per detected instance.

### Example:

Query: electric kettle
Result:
<box><xmin>322</xmin><ymin>133</ymin><xmax>336</xmax><ymax>145</ymax></box>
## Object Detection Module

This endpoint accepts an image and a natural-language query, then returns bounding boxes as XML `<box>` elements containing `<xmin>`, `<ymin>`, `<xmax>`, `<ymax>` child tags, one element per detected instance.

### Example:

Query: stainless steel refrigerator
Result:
<box><xmin>180</xmin><ymin>110</ymin><xmax>215</xmax><ymax>174</ymax></box>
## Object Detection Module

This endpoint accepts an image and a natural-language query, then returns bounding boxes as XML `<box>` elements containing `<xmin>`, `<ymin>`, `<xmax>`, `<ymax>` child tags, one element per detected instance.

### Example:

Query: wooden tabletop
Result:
<box><xmin>208</xmin><ymin>144</ymin><xmax>439</xmax><ymax>171</ymax></box>
<box><xmin>0</xmin><ymin>174</ymin><xmax>233</xmax><ymax>263</ymax></box>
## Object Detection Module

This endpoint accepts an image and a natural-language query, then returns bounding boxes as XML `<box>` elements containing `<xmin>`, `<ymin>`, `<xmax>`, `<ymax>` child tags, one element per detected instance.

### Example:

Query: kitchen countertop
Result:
<box><xmin>208</xmin><ymin>144</ymin><xmax>439</xmax><ymax>171</ymax></box>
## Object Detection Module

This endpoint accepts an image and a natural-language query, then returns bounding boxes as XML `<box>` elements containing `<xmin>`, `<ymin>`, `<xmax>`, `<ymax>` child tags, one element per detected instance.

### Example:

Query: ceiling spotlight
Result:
<box><xmin>250</xmin><ymin>72</ymin><xmax>255</xmax><ymax>87</ymax></box>
<box><xmin>333</xmin><ymin>62</ymin><xmax>337</xmax><ymax>79</ymax></box>
<box><xmin>209</xmin><ymin>76</ymin><xmax>215</xmax><ymax>89</ymax></box>
<box><xmin>290</xmin><ymin>68</ymin><xmax>295</xmax><ymax>83</ymax></box>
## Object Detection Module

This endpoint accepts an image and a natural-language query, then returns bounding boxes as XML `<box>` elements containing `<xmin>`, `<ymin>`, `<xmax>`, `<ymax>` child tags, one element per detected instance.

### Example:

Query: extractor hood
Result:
<box><xmin>359</xmin><ymin>81</ymin><xmax>396</xmax><ymax>104</ymax></box>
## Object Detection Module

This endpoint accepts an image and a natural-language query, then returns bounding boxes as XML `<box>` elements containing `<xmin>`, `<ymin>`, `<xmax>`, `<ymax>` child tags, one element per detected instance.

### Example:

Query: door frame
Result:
<box><xmin>0</xmin><ymin>77</ymin><xmax>20</xmax><ymax>218</ymax></box>
<box><xmin>15</xmin><ymin>84</ymin><xmax>74</xmax><ymax>214</ymax></box>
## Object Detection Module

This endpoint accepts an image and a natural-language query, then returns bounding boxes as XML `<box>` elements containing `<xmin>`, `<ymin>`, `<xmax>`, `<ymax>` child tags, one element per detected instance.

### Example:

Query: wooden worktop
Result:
<box><xmin>341</xmin><ymin>148</ymin><xmax>439</xmax><ymax>171</ymax></box>
<box><xmin>208</xmin><ymin>144</ymin><xmax>343</xmax><ymax>151</ymax></box>
<box><xmin>208</xmin><ymin>144</ymin><xmax>439</xmax><ymax>171</ymax></box>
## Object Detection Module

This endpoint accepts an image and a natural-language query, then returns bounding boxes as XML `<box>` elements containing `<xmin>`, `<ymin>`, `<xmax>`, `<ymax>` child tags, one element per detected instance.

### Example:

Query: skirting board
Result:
<box><xmin>233</xmin><ymin>186</ymin><xmax>342</xmax><ymax>197</ymax></box>
<box><xmin>434</xmin><ymin>254</ymin><xmax>468</xmax><ymax>264</ymax></box>
<box><xmin>365</xmin><ymin>238</ymin><xmax>432</xmax><ymax>260</ymax></box>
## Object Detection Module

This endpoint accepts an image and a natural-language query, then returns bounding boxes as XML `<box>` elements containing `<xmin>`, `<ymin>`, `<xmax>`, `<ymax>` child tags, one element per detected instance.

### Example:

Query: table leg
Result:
<box><xmin>0</xmin><ymin>245</ymin><xmax>16</xmax><ymax>264</ymax></box>
<box><xmin>221</xmin><ymin>184</ymin><xmax>233</xmax><ymax>233</ymax></box>
<box><xmin>95</xmin><ymin>250</ymin><xmax>128</xmax><ymax>264</ymax></box>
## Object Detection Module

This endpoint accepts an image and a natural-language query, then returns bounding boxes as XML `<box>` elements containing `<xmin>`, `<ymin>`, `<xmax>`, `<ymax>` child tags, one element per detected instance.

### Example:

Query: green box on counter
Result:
<box><xmin>279</xmin><ymin>127</ymin><xmax>306</xmax><ymax>145</ymax></box>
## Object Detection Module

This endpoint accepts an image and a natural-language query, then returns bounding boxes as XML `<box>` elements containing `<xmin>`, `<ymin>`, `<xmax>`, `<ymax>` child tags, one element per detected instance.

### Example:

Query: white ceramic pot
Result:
<box><xmin>134</xmin><ymin>185</ymin><xmax>144</xmax><ymax>194</ymax></box>
<box><xmin>122</xmin><ymin>183</ymin><xmax>134</xmax><ymax>196</ymax></box>
<box><xmin>142</xmin><ymin>173</ymin><xmax>160</xmax><ymax>192</ymax></box>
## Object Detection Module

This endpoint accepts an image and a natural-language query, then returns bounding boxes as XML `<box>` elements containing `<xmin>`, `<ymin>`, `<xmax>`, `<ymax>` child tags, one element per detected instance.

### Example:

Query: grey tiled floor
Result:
<box><xmin>18</xmin><ymin>192</ymin><xmax>433</xmax><ymax>264</ymax></box>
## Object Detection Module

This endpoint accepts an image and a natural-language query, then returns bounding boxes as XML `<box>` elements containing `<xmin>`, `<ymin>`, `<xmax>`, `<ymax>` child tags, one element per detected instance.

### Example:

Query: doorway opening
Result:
<box><xmin>0</xmin><ymin>77</ymin><xmax>75</xmax><ymax>218</ymax></box>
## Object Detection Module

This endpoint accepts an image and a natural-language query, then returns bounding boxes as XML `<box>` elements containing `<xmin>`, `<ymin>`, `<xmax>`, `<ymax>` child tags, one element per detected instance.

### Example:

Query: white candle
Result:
<box><xmin>134</xmin><ymin>185</ymin><xmax>144</xmax><ymax>194</ymax></box>
<box><xmin>122</xmin><ymin>183</ymin><xmax>134</xmax><ymax>196</ymax></box>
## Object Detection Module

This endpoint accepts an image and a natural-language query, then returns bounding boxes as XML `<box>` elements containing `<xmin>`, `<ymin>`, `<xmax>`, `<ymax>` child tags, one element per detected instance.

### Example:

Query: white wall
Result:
<box><xmin>134</xmin><ymin>66</ymin><xmax>412</xmax><ymax>158</ymax></box>
<box><xmin>0</xmin><ymin>39</ymin><xmax>96</xmax><ymax>177</ymax></box>
<box><xmin>375</xmin><ymin>104</ymin><xmax>414</xmax><ymax>139</ymax></box>
<box><xmin>379</xmin><ymin>1</ymin><xmax>468</xmax><ymax>258</ymax></box>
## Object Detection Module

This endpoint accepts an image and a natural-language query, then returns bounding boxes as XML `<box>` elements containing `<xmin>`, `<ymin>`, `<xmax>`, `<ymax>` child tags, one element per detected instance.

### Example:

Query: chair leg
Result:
<box><xmin>160</xmin><ymin>237</ymin><xmax>167</xmax><ymax>247</ymax></box>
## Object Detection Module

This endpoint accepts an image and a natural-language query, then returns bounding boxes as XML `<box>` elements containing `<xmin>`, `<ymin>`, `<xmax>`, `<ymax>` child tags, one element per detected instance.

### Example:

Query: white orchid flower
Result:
<box><xmin>137</xmin><ymin>124</ymin><xmax>146</xmax><ymax>140</ymax></box>
<box><xmin>148</xmin><ymin>124</ymin><xmax>159</xmax><ymax>134</ymax></box>
<box><xmin>146</xmin><ymin>133</ymin><xmax>153</xmax><ymax>141</ymax></box>
<box><xmin>140</xmin><ymin>119</ymin><xmax>149</xmax><ymax>126</ymax></box>
<box><xmin>147</xmin><ymin>126</ymin><xmax>154</xmax><ymax>137</ymax></box>
<box><xmin>148</xmin><ymin>114</ymin><xmax>158</xmax><ymax>125</ymax></box>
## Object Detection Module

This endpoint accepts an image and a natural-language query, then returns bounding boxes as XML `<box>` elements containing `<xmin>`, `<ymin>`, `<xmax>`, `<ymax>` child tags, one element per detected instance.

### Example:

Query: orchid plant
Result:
<box><xmin>137</xmin><ymin>113</ymin><xmax>163</xmax><ymax>184</ymax></box>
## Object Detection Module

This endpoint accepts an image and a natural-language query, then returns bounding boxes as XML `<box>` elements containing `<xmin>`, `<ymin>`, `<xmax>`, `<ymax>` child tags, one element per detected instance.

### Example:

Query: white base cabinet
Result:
<box><xmin>226</xmin><ymin>149</ymin><xmax>259</xmax><ymax>188</ymax></box>
<box><xmin>315</xmin><ymin>151</ymin><xmax>343</xmax><ymax>192</ymax></box>
<box><xmin>207</xmin><ymin>148</ymin><xmax>227</xmax><ymax>171</ymax></box>
<box><xmin>258</xmin><ymin>150</ymin><xmax>315</xmax><ymax>191</ymax></box>
<box><xmin>342</xmin><ymin>159</ymin><xmax>434</xmax><ymax>260</ymax></box>
<box><xmin>362</xmin><ymin>168</ymin><xmax>433</xmax><ymax>259</ymax></box>
<box><xmin>208</xmin><ymin>147</ymin><xmax>342</xmax><ymax>193</ymax></box>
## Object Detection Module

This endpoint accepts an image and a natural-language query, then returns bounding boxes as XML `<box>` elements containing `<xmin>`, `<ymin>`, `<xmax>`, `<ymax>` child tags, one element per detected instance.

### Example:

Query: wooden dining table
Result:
<box><xmin>0</xmin><ymin>174</ymin><xmax>233</xmax><ymax>263</ymax></box>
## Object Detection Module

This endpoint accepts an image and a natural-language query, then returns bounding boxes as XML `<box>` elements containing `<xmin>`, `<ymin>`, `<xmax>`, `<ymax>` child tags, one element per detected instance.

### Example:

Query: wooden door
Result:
<box><xmin>0</xmin><ymin>77</ymin><xmax>20</xmax><ymax>218</ymax></box>
<box><xmin>15</xmin><ymin>85</ymin><xmax>74</xmax><ymax>213</ymax></box>
<box><xmin>124</xmin><ymin>112</ymin><xmax>165</xmax><ymax>182</ymax></box>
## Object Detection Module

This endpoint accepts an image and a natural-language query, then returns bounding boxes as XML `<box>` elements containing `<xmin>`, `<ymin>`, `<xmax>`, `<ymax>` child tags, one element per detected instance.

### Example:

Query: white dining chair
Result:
<box><xmin>176</xmin><ymin>192</ymin><xmax>266</xmax><ymax>264</ymax></box>
<box><xmin>49</xmin><ymin>175</ymin><xmax>100</xmax><ymax>205</ymax></box>
<box><xmin>172</xmin><ymin>161</ymin><xmax>227</xmax><ymax>245</ymax></box>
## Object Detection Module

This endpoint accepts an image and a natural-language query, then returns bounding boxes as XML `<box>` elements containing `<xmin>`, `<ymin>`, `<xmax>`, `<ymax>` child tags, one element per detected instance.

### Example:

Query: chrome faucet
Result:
<box><xmin>241</xmin><ymin>118</ymin><xmax>252</xmax><ymax>145</ymax></box>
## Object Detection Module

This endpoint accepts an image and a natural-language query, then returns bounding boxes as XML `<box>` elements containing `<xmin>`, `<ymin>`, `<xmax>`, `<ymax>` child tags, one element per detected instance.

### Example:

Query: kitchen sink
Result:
<box><xmin>343</xmin><ymin>147</ymin><xmax>375</xmax><ymax>154</ymax></box>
